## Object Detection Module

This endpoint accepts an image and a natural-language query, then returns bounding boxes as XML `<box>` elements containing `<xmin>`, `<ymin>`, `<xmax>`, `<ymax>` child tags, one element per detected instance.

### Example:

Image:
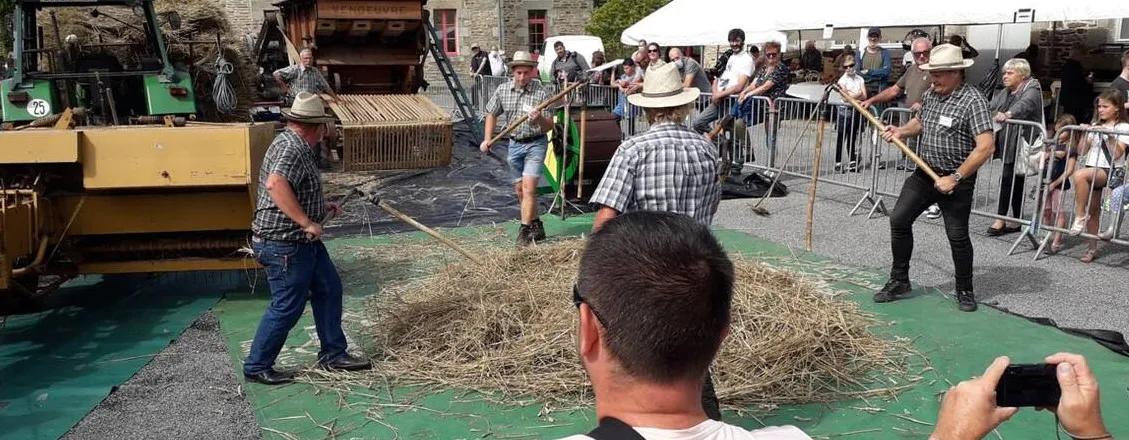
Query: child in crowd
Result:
<box><xmin>1041</xmin><ymin>114</ymin><xmax>1078</xmax><ymax>253</ymax></box>
<box><xmin>1067</xmin><ymin>90</ymin><xmax>1129</xmax><ymax>262</ymax></box>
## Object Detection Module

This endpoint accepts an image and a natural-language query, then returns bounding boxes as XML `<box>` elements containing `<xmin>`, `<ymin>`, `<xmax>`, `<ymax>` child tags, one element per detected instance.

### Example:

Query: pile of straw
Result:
<box><xmin>38</xmin><ymin>0</ymin><xmax>259</xmax><ymax>121</ymax></box>
<box><xmin>363</xmin><ymin>238</ymin><xmax>917</xmax><ymax>411</ymax></box>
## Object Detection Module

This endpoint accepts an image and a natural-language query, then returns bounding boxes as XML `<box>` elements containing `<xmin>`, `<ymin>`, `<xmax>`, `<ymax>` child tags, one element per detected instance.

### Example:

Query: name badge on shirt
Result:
<box><xmin>938</xmin><ymin>116</ymin><xmax>954</xmax><ymax>128</ymax></box>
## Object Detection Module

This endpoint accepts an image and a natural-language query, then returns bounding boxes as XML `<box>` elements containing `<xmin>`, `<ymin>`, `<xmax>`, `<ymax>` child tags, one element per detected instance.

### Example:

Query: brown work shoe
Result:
<box><xmin>517</xmin><ymin>224</ymin><xmax>534</xmax><ymax>246</ymax></box>
<box><xmin>531</xmin><ymin>218</ymin><xmax>547</xmax><ymax>242</ymax></box>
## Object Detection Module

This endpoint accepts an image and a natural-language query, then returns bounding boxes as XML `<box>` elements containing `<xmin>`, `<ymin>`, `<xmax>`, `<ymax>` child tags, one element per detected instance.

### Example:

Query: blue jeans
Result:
<box><xmin>243</xmin><ymin>237</ymin><xmax>348</xmax><ymax>375</ymax></box>
<box><xmin>507</xmin><ymin>137</ymin><xmax>548</xmax><ymax>183</ymax></box>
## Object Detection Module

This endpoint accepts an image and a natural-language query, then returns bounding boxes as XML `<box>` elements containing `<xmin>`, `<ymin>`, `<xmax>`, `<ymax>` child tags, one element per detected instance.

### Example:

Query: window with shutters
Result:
<box><xmin>435</xmin><ymin>9</ymin><xmax>458</xmax><ymax>54</ymax></box>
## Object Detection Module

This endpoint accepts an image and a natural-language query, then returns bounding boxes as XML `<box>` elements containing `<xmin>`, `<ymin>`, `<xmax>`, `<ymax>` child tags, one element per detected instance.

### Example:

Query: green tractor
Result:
<box><xmin>2</xmin><ymin>0</ymin><xmax>195</xmax><ymax>125</ymax></box>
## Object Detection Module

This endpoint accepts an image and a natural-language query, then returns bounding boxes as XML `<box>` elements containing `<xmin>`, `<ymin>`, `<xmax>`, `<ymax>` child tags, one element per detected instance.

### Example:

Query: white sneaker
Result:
<box><xmin>925</xmin><ymin>205</ymin><xmax>942</xmax><ymax>219</ymax></box>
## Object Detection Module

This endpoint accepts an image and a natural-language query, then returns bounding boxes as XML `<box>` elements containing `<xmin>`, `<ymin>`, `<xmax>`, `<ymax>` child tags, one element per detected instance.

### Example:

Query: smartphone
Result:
<box><xmin>995</xmin><ymin>363</ymin><xmax>1061</xmax><ymax>407</ymax></box>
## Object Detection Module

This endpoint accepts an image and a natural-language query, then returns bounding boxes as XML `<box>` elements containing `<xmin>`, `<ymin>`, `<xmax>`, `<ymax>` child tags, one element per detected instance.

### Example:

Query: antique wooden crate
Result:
<box><xmin>330</xmin><ymin>94</ymin><xmax>453</xmax><ymax>171</ymax></box>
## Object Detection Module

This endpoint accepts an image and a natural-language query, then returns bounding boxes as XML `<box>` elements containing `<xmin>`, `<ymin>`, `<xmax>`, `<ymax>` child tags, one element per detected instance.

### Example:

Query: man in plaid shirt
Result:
<box><xmin>480</xmin><ymin>51</ymin><xmax>556</xmax><ymax>246</ymax></box>
<box><xmin>587</xmin><ymin>62</ymin><xmax>723</xmax><ymax>421</ymax></box>
<box><xmin>274</xmin><ymin>48</ymin><xmax>342</xmax><ymax>168</ymax></box>
<box><xmin>244</xmin><ymin>92</ymin><xmax>371</xmax><ymax>385</ymax></box>
<box><xmin>877</xmin><ymin>44</ymin><xmax>996</xmax><ymax>312</ymax></box>
<box><xmin>591</xmin><ymin>63</ymin><xmax>721</xmax><ymax>232</ymax></box>
<box><xmin>273</xmin><ymin>49</ymin><xmax>342</xmax><ymax>104</ymax></box>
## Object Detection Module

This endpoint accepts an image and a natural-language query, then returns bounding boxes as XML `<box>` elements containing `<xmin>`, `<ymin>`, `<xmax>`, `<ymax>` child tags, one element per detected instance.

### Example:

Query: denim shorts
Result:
<box><xmin>507</xmin><ymin>137</ymin><xmax>548</xmax><ymax>183</ymax></box>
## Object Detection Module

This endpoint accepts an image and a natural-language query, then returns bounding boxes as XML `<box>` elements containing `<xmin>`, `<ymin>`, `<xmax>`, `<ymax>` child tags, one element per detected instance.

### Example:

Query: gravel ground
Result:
<box><xmin>714</xmin><ymin>173</ymin><xmax>1129</xmax><ymax>338</ymax></box>
<box><xmin>60</xmin><ymin>312</ymin><xmax>260</xmax><ymax>440</ymax></box>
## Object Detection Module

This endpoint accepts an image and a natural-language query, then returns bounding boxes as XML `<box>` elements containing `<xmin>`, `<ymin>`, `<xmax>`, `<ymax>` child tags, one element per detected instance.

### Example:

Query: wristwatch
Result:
<box><xmin>952</xmin><ymin>172</ymin><xmax>963</xmax><ymax>183</ymax></box>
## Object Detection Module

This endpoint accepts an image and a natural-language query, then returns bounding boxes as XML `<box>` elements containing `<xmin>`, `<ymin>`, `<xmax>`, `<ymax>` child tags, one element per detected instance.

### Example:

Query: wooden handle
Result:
<box><xmin>805</xmin><ymin>117</ymin><xmax>827</xmax><ymax>251</ymax></box>
<box><xmin>833</xmin><ymin>85</ymin><xmax>941</xmax><ymax>182</ymax></box>
<box><xmin>374</xmin><ymin>199</ymin><xmax>485</xmax><ymax>266</ymax></box>
<box><xmin>485</xmin><ymin>81</ymin><xmax>587</xmax><ymax>147</ymax></box>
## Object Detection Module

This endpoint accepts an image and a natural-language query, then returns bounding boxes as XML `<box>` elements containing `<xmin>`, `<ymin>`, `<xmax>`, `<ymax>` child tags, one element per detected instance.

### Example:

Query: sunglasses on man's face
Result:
<box><xmin>913</xmin><ymin>51</ymin><xmax>930</xmax><ymax>57</ymax></box>
<box><xmin>765</xmin><ymin>52</ymin><xmax>780</xmax><ymax>58</ymax></box>
<box><xmin>843</xmin><ymin>63</ymin><xmax>856</xmax><ymax>68</ymax></box>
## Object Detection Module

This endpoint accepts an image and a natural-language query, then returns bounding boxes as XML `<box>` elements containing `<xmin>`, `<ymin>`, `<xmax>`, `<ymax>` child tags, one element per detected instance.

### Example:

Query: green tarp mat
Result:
<box><xmin>0</xmin><ymin>272</ymin><xmax>243</xmax><ymax>440</ymax></box>
<box><xmin>218</xmin><ymin>215</ymin><xmax>1129</xmax><ymax>440</ymax></box>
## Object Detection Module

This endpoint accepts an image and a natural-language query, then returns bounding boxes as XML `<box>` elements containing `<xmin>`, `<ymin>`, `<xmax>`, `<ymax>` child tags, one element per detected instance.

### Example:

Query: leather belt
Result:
<box><xmin>510</xmin><ymin>134</ymin><xmax>544</xmax><ymax>143</ymax></box>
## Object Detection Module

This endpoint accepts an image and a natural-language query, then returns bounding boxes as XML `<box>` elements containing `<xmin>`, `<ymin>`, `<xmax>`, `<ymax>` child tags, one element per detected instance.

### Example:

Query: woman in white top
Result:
<box><xmin>835</xmin><ymin>55</ymin><xmax>867</xmax><ymax>172</ymax></box>
<box><xmin>1068</xmin><ymin>90</ymin><xmax>1129</xmax><ymax>262</ymax></box>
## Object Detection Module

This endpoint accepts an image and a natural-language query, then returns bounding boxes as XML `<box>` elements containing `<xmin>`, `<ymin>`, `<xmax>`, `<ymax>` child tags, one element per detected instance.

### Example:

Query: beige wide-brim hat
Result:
<box><xmin>508</xmin><ymin>51</ymin><xmax>538</xmax><ymax>69</ymax></box>
<box><xmin>626</xmin><ymin>62</ymin><xmax>700</xmax><ymax>108</ymax></box>
<box><xmin>919</xmin><ymin>43</ymin><xmax>974</xmax><ymax>71</ymax></box>
<box><xmin>282</xmin><ymin>91</ymin><xmax>335</xmax><ymax>124</ymax></box>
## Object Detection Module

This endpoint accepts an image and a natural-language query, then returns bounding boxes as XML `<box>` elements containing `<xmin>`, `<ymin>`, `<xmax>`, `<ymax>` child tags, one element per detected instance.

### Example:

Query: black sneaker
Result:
<box><xmin>956</xmin><ymin>291</ymin><xmax>978</xmax><ymax>312</ymax></box>
<box><xmin>517</xmin><ymin>224</ymin><xmax>533</xmax><ymax>246</ymax></box>
<box><xmin>873</xmin><ymin>279</ymin><xmax>912</xmax><ymax>303</ymax></box>
<box><xmin>531</xmin><ymin>218</ymin><xmax>547</xmax><ymax>241</ymax></box>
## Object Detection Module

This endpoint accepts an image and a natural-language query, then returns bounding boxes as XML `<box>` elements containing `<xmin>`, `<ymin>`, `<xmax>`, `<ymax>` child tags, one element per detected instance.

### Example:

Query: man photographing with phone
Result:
<box><xmin>930</xmin><ymin>353</ymin><xmax>1110</xmax><ymax>440</ymax></box>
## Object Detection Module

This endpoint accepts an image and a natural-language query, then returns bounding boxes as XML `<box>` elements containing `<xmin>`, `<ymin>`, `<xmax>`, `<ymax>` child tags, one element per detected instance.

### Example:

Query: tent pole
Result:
<box><xmin>995</xmin><ymin>24</ymin><xmax>1003</xmax><ymax>60</ymax></box>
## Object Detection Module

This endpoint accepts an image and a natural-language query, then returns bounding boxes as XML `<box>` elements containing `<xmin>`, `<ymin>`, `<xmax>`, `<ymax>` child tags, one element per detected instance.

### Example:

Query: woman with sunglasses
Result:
<box><xmin>728</xmin><ymin>41</ymin><xmax>789</xmax><ymax>172</ymax></box>
<box><xmin>835</xmin><ymin>55</ymin><xmax>867</xmax><ymax>172</ymax></box>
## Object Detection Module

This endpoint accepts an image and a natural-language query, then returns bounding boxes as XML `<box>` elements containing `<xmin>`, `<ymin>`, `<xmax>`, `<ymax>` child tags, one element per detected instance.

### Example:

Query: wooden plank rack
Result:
<box><xmin>328</xmin><ymin>94</ymin><xmax>453</xmax><ymax>171</ymax></box>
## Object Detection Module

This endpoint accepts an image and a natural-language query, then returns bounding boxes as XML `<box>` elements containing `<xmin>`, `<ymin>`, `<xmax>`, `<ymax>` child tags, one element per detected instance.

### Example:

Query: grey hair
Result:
<box><xmin>1004</xmin><ymin>58</ymin><xmax>1031</xmax><ymax>79</ymax></box>
<box><xmin>300</xmin><ymin>48</ymin><xmax>313</xmax><ymax>56</ymax></box>
<box><xmin>911</xmin><ymin>38</ymin><xmax>932</xmax><ymax>51</ymax></box>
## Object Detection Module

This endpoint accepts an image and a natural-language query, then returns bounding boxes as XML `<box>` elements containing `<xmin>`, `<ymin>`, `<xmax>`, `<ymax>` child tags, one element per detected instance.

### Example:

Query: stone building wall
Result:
<box><xmin>1031</xmin><ymin>20</ymin><xmax>1116</xmax><ymax>80</ymax></box>
<box><xmin>423</xmin><ymin>0</ymin><xmax>594</xmax><ymax>85</ymax></box>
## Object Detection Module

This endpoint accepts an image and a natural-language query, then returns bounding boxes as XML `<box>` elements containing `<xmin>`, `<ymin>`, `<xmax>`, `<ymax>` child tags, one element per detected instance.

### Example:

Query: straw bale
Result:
<box><xmin>37</xmin><ymin>0</ymin><xmax>258</xmax><ymax>122</ymax></box>
<box><xmin>357</xmin><ymin>238</ymin><xmax>917</xmax><ymax>412</ymax></box>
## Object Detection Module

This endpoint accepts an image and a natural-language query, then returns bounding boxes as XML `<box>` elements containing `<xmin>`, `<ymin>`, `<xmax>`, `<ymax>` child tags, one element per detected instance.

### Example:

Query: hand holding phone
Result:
<box><xmin>931</xmin><ymin>356</ymin><xmax>1019</xmax><ymax>440</ymax></box>
<box><xmin>1043</xmin><ymin>353</ymin><xmax>1109</xmax><ymax>440</ymax></box>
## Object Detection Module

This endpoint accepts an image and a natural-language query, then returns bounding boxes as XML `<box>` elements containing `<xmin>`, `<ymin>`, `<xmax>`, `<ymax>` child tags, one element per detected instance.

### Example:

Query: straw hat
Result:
<box><xmin>282</xmin><ymin>92</ymin><xmax>335</xmax><ymax>123</ymax></box>
<box><xmin>508</xmin><ymin>51</ymin><xmax>538</xmax><ymax>69</ymax></box>
<box><xmin>919</xmin><ymin>44</ymin><xmax>974</xmax><ymax>71</ymax></box>
<box><xmin>626</xmin><ymin>63</ymin><xmax>700</xmax><ymax>108</ymax></box>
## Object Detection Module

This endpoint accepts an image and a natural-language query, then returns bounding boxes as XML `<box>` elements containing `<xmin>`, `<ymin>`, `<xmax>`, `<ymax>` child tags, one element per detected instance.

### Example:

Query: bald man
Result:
<box><xmin>669</xmin><ymin>48</ymin><xmax>711</xmax><ymax>94</ymax></box>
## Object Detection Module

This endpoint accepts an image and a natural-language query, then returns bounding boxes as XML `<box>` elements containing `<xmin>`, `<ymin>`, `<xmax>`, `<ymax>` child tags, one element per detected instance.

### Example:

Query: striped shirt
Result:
<box><xmin>589</xmin><ymin>122</ymin><xmax>721</xmax><ymax>226</ymax></box>
<box><xmin>274</xmin><ymin>64</ymin><xmax>331</xmax><ymax>97</ymax></box>
<box><xmin>252</xmin><ymin>129</ymin><xmax>326</xmax><ymax>241</ymax></box>
<box><xmin>485</xmin><ymin>79</ymin><xmax>552</xmax><ymax>140</ymax></box>
<box><xmin>918</xmin><ymin>83</ymin><xmax>994</xmax><ymax>174</ymax></box>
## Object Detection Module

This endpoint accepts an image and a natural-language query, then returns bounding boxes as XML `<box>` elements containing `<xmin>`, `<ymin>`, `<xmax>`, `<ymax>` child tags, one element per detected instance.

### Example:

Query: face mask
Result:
<box><xmin>674</xmin><ymin>59</ymin><xmax>684</xmax><ymax>70</ymax></box>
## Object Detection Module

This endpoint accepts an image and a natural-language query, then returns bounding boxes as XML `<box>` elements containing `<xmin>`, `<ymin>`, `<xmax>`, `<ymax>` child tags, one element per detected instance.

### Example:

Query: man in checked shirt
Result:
<box><xmin>274</xmin><ymin>48</ymin><xmax>343</xmax><ymax>168</ymax></box>
<box><xmin>587</xmin><ymin>62</ymin><xmax>722</xmax><ymax>420</ymax></box>
<box><xmin>243</xmin><ymin>92</ymin><xmax>371</xmax><ymax>385</ymax></box>
<box><xmin>878</xmin><ymin>44</ymin><xmax>996</xmax><ymax>313</ymax></box>
<box><xmin>480</xmin><ymin>51</ymin><xmax>557</xmax><ymax>246</ymax></box>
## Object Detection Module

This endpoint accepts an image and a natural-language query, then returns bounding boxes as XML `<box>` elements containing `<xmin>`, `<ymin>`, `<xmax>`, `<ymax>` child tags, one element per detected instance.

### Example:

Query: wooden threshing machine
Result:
<box><xmin>0</xmin><ymin>0</ymin><xmax>275</xmax><ymax>314</ymax></box>
<box><xmin>254</xmin><ymin>0</ymin><xmax>454</xmax><ymax>171</ymax></box>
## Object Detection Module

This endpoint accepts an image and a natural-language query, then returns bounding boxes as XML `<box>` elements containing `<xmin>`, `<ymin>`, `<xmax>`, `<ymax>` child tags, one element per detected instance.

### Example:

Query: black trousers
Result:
<box><xmin>889</xmin><ymin>170</ymin><xmax>976</xmax><ymax>291</ymax></box>
<box><xmin>835</xmin><ymin>110</ymin><xmax>863</xmax><ymax>163</ymax></box>
<box><xmin>996</xmin><ymin>161</ymin><xmax>1026</xmax><ymax>219</ymax></box>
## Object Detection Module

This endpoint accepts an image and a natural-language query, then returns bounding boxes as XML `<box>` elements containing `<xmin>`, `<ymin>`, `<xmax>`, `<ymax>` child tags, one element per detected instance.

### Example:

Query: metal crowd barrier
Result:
<box><xmin>460</xmin><ymin>76</ymin><xmax>1129</xmax><ymax>262</ymax></box>
<box><xmin>1030</xmin><ymin>124</ymin><xmax>1129</xmax><ymax>260</ymax></box>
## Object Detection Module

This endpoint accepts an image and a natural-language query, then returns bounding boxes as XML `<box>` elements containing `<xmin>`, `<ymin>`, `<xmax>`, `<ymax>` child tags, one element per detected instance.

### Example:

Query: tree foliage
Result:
<box><xmin>0</xmin><ymin>0</ymin><xmax>13</xmax><ymax>54</ymax></box>
<box><xmin>585</xmin><ymin>0</ymin><xmax>669</xmax><ymax>60</ymax></box>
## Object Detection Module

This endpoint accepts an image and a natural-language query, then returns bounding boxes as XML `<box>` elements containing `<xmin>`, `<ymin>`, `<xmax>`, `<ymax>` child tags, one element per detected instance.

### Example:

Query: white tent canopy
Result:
<box><xmin>619</xmin><ymin>0</ymin><xmax>787</xmax><ymax>47</ymax></box>
<box><xmin>621</xmin><ymin>0</ymin><xmax>1129</xmax><ymax>47</ymax></box>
